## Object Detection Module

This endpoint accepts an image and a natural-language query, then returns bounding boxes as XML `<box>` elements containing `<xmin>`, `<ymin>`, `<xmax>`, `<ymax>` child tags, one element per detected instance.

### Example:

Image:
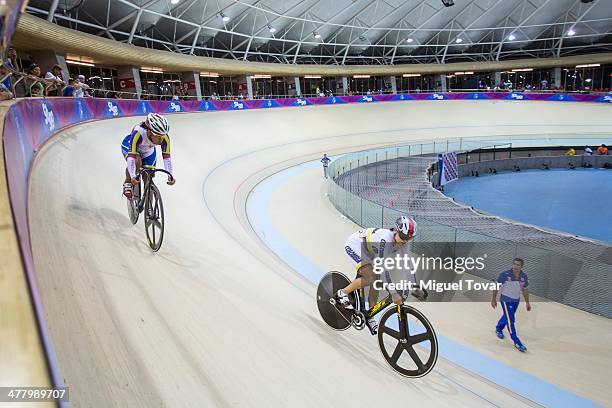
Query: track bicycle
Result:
<box><xmin>126</xmin><ymin>167</ymin><xmax>173</xmax><ymax>252</ymax></box>
<box><xmin>317</xmin><ymin>271</ymin><xmax>438</xmax><ymax>377</ymax></box>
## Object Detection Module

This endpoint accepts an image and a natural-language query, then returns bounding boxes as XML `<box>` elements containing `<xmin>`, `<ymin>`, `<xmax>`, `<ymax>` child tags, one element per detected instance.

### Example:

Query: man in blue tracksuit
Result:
<box><xmin>491</xmin><ymin>258</ymin><xmax>531</xmax><ymax>352</ymax></box>
<box><xmin>321</xmin><ymin>154</ymin><xmax>331</xmax><ymax>178</ymax></box>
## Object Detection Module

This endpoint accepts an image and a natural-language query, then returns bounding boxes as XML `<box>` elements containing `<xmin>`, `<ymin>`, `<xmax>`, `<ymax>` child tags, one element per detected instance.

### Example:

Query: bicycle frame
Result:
<box><xmin>355</xmin><ymin>287</ymin><xmax>394</xmax><ymax>319</ymax></box>
<box><xmin>135</xmin><ymin>167</ymin><xmax>173</xmax><ymax>212</ymax></box>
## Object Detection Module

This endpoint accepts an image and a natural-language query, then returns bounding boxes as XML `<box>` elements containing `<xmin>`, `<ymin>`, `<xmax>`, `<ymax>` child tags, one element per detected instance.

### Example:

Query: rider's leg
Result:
<box><xmin>367</xmin><ymin>281</ymin><xmax>379</xmax><ymax>309</ymax></box>
<box><xmin>342</xmin><ymin>264</ymin><xmax>375</xmax><ymax>295</ymax></box>
<box><xmin>124</xmin><ymin>155</ymin><xmax>143</xmax><ymax>182</ymax></box>
<box><xmin>121</xmin><ymin>137</ymin><xmax>131</xmax><ymax>184</ymax></box>
<box><xmin>123</xmin><ymin>156</ymin><xmax>142</xmax><ymax>198</ymax></box>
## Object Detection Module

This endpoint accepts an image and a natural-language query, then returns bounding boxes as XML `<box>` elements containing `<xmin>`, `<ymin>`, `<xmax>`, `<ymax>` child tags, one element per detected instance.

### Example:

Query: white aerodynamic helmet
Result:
<box><xmin>395</xmin><ymin>216</ymin><xmax>417</xmax><ymax>240</ymax></box>
<box><xmin>146</xmin><ymin>113</ymin><xmax>170</xmax><ymax>135</ymax></box>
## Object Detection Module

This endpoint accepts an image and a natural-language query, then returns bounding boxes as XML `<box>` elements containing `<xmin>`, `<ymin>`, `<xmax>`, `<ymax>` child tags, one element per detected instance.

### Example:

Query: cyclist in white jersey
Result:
<box><xmin>121</xmin><ymin>113</ymin><xmax>175</xmax><ymax>198</ymax></box>
<box><xmin>338</xmin><ymin>216</ymin><xmax>425</xmax><ymax>334</ymax></box>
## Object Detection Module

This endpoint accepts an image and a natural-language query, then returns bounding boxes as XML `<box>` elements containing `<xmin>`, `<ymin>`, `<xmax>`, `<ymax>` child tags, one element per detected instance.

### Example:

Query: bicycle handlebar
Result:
<box><xmin>136</xmin><ymin>167</ymin><xmax>174</xmax><ymax>181</ymax></box>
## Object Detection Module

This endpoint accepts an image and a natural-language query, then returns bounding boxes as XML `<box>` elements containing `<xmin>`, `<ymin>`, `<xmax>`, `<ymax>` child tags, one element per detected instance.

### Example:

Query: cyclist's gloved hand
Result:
<box><xmin>411</xmin><ymin>288</ymin><xmax>428</xmax><ymax>302</ymax></box>
<box><xmin>392</xmin><ymin>292</ymin><xmax>403</xmax><ymax>305</ymax></box>
<box><xmin>131</xmin><ymin>177</ymin><xmax>140</xmax><ymax>185</ymax></box>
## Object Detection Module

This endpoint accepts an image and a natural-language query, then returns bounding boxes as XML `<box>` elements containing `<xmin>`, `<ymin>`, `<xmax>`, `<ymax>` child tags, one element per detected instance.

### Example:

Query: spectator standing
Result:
<box><xmin>25</xmin><ymin>63</ymin><xmax>44</xmax><ymax>97</ymax></box>
<box><xmin>5</xmin><ymin>47</ymin><xmax>19</xmax><ymax>71</ymax></box>
<box><xmin>583</xmin><ymin>146</ymin><xmax>593</xmax><ymax>156</ymax></box>
<box><xmin>2</xmin><ymin>47</ymin><xmax>20</xmax><ymax>91</ymax></box>
<box><xmin>0</xmin><ymin>65</ymin><xmax>14</xmax><ymax>100</ymax></box>
<box><xmin>565</xmin><ymin>147</ymin><xmax>575</xmax><ymax>156</ymax></box>
<box><xmin>74</xmin><ymin>74</ymin><xmax>90</xmax><ymax>98</ymax></box>
<box><xmin>491</xmin><ymin>258</ymin><xmax>531</xmax><ymax>352</ymax></box>
<box><xmin>596</xmin><ymin>144</ymin><xmax>608</xmax><ymax>155</ymax></box>
<box><xmin>321</xmin><ymin>154</ymin><xmax>331</xmax><ymax>178</ymax></box>
<box><xmin>63</xmin><ymin>78</ymin><xmax>76</xmax><ymax>97</ymax></box>
<box><xmin>44</xmin><ymin>64</ymin><xmax>65</xmax><ymax>96</ymax></box>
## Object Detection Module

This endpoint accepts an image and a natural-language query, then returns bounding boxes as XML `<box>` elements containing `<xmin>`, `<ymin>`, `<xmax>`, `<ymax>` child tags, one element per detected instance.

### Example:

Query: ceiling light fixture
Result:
<box><xmin>268</xmin><ymin>25</ymin><xmax>276</xmax><ymax>33</ymax></box>
<box><xmin>66</xmin><ymin>60</ymin><xmax>94</xmax><ymax>67</ymax></box>
<box><xmin>220</xmin><ymin>13</ymin><xmax>230</xmax><ymax>22</ymax></box>
<box><xmin>141</xmin><ymin>68</ymin><xmax>164</xmax><ymax>74</ymax></box>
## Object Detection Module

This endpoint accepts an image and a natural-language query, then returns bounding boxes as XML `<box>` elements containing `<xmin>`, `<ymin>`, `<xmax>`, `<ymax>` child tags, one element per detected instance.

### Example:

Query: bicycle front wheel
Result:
<box><xmin>144</xmin><ymin>183</ymin><xmax>165</xmax><ymax>251</ymax></box>
<box><xmin>377</xmin><ymin>305</ymin><xmax>438</xmax><ymax>378</ymax></box>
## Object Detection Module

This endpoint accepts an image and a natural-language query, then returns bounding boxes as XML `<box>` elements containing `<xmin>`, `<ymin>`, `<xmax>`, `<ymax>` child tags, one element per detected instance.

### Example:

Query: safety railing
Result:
<box><xmin>327</xmin><ymin>134</ymin><xmax>612</xmax><ymax>317</ymax></box>
<box><xmin>2</xmin><ymin>63</ymin><xmax>611</xmax><ymax>102</ymax></box>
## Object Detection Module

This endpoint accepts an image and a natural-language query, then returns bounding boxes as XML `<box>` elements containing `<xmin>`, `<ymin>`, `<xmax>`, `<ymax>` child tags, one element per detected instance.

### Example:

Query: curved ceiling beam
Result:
<box><xmin>13</xmin><ymin>13</ymin><xmax>612</xmax><ymax>76</ymax></box>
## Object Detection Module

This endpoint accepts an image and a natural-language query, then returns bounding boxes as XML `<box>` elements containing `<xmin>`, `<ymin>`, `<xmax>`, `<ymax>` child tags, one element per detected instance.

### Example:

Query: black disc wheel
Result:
<box><xmin>144</xmin><ymin>183</ymin><xmax>165</xmax><ymax>251</ymax></box>
<box><xmin>317</xmin><ymin>271</ymin><xmax>354</xmax><ymax>331</ymax></box>
<box><xmin>377</xmin><ymin>305</ymin><xmax>438</xmax><ymax>378</ymax></box>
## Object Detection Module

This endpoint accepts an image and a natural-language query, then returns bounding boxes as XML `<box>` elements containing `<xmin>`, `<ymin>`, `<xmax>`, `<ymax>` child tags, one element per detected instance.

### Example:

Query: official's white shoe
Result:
<box><xmin>336</xmin><ymin>289</ymin><xmax>353</xmax><ymax>310</ymax></box>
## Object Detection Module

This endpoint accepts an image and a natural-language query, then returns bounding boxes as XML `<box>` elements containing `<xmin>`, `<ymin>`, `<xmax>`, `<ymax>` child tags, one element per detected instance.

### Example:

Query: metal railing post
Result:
<box><xmin>360</xmin><ymin>198</ymin><xmax>363</xmax><ymax>224</ymax></box>
<box><xmin>357</xmin><ymin>159</ymin><xmax>360</xmax><ymax>191</ymax></box>
<box><xmin>375</xmin><ymin>153</ymin><xmax>378</xmax><ymax>182</ymax></box>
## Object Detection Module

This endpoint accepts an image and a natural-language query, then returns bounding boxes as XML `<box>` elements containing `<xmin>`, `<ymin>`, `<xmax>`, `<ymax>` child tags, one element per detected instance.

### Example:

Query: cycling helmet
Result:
<box><xmin>146</xmin><ymin>113</ymin><xmax>169</xmax><ymax>135</ymax></box>
<box><xmin>395</xmin><ymin>216</ymin><xmax>417</xmax><ymax>240</ymax></box>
